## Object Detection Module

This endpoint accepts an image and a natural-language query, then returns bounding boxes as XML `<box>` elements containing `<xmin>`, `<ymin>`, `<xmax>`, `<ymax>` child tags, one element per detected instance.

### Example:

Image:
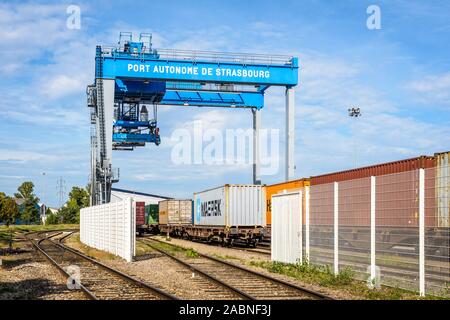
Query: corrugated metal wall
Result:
<box><xmin>194</xmin><ymin>185</ymin><xmax>265</xmax><ymax>227</ymax></box>
<box><xmin>436</xmin><ymin>153</ymin><xmax>449</xmax><ymax>227</ymax></box>
<box><xmin>80</xmin><ymin>197</ymin><xmax>135</xmax><ymax>262</ymax></box>
<box><xmin>338</xmin><ymin>177</ymin><xmax>371</xmax><ymax>280</ymax></box>
<box><xmin>277</xmin><ymin>165</ymin><xmax>449</xmax><ymax>297</ymax></box>
<box><xmin>311</xmin><ymin>156</ymin><xmax>436</xmax><ymax>185</ymax></box>
<box><xmin>228</xmin><ymin>185</ymin><xmax>265</xmax><ymax>226</ymax></box>
<box><xmin>158</xmin><ymin>200</ymin><xmax>192</xmax><ymax>225</ymax></box>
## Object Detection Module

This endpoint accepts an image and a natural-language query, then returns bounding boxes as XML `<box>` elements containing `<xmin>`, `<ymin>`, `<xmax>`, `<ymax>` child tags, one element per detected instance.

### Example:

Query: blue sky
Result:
<box><xmin>0</xmin><ymin>0</ymin><xmax>449</xmax><ymax>207</ymax></box>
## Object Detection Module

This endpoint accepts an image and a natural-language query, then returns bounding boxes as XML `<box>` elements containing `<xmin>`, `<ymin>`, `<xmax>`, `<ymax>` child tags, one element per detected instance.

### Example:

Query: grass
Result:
<box><xmin>0</xmin><ymin>224</ymin><xmax>79</xmax><ymax>250</ymax></box>
<box><xmin>64</xmin><ymin>233</ymin><xmax>118</xmax><ymax>261</ymax></box>
<box><xmin>0</xmin><ymin>224</ymin><xmax>79</xmax><ymax>233</ymax></box>
<box><xmin>144</xmin><ymin>239</ymin><xmax>199</xmax><ymax>259</ymax></box>
<box><xmin>249</xmin><ymin>260</ymin><xmax>354</xmax><ymax>287</ymax></box>
<box><xmin>136</xmin><ymin>240</ymin><xmax>154</xmax><ymax>256</ymax></box>
<box><xmin>247</xmin><ymin>260</ymin><xmax>447</xmax><ymax>300</ymax></box>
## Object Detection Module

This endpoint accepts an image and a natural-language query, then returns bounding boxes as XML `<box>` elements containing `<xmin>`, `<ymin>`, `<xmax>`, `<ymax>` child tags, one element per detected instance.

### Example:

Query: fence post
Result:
<box><xmin>370</xmin><ymin>176</ymin><xmax>376</xmax><ymax>286</ymax></box>
<box><xmin>128</xmin><ymin>197</ymin><xmax>133</xmax><ymax>263</ymax></box>
<box><xmin>334</xmin><ymin>182</ymin><xmax>339</xmax><ymax>275</ymax></box>
<box><xmin>305</xmin><ymin>186</ymin><xmax>310</xmax><ymax>262</ymax></box>
<box><xmin>419</xmin><ymin>168</ymin><xmax>425</xmax><ymax>296</ymax></box>
<box><xmin>299</xmin><ymin>191</ymin><xmax>303</xmax><ymax>264</ymax></box>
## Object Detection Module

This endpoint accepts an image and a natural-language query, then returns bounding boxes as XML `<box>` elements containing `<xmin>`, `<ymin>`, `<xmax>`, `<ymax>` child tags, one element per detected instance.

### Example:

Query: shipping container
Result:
<box><xmin>265</xmin><ymin>179</ymin><xmax>309</xmax><ymax>225</ymax></box>
<box><xmin>158</xmin><ymin>200</ymin><xmax>192</xmax><ymax>225</ymax></box>
<box><xmin>310</xmin><ymin>156</ymin><xmax>436</xmax><ymax>185</ymax></box>
<box><xmin>193</xmin><ymin>184</ymin><xmax>265</xmax><ymax>227</ymax></box>
<box><xmin>145</xmin><ymin>204</ymin><xmax>159</xmax><ymax>225</ymax></box>
<box><xmin>271</xmin><ymin>190</ymin><xmax>303</xmax><ymax>264</ymax></box>
<box><xmin>435</xmin><ymin>152</ymin><xmax>450</xmax><ymax>227</ymax></box>
<box><xmin>135</xmin><ymin>201</ymin><xmax>146</xmax><ymax>226</ymax></box>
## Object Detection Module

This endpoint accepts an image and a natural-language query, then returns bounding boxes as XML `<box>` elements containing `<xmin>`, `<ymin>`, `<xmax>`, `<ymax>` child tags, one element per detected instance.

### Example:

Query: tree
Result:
<box><xmin>68</xmin><ymin>187</ymin><xmax>89</xmax><ymax>208</ymax></box>
<box><xmin>15</xmin><ymin>182</ymin><xmax>39</xmax><ymax>201</ymax></box>
<box><xmin>57</xmin><ymin>186</ymin><xmax>89</xmax><ymax>224</ymax></box>
<box><xmin>46</xmin><ymin>212</ymin><xmax>61</xmax><ymax>225</ymax></box>
<box><xmin>58</xmin><ymin>204</ymin><xmax>78</xmax><ymax>224</ymax></box>
<box><xmin>0</xmin><ymin>195</ymin><xmax>20</xmax><ymax>251</ymax></box>
<box><xmin>0</xmin><ymin>192</ymin><xmax>5</xmax><ymax>213</ymax></box>
<box><xmin>15</xmin><ymin>182</ymin><xmax>40</xmax><ymax>224</ymax></box>
<box><xmin>0</xmin><ymin>196</ymin><xmax>20</xmax><ymax>227</ymax></box>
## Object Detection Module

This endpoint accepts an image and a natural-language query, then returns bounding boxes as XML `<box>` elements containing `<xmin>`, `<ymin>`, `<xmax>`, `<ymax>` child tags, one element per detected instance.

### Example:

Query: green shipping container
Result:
<box><xmin>145</xmin><ymin>204</ymin><xmax>159</xmax><ymax>225</ymax></box>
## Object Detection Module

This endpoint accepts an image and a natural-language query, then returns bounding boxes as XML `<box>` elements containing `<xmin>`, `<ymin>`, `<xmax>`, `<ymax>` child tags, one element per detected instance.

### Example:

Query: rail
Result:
<box><xmin>28</xmin><ymin>231</ymin><xmax>178</xmax><ymax>300</ymax></box>
<box><xmin>26</xmin><ymin>231</ymin><xmax>97</xmax><ymax>300</ymax></box>
<box><xmin>144</xmin><ymin>237</ymin><xmax>333</xmax><ymax>300</ymax></box>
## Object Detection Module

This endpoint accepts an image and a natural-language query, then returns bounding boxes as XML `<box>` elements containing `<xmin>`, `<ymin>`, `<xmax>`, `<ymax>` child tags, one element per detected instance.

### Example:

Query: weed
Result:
<box><xmin>185</xmin><ymin>248</ymin><xmax>199</xmax><ymax>258</ymax></box>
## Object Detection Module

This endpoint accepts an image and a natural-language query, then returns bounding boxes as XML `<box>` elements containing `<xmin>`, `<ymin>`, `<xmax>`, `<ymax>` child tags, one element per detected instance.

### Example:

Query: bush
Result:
<box><xmin>45</xmin><ymin>213</ymin><xmax>60</xmax><ymax>225</ymax></box>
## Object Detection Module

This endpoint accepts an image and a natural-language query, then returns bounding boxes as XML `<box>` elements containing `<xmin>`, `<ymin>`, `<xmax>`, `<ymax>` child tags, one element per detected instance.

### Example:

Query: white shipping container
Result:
<box><xmin>271</xmin><ymin>190</ymin><xmax>302</xmax><ymax>264</ymax></box>
<box><xmin>194</xmin><ymin>184</ymin><xmax>265</xmax><ymax>227</ymax></box>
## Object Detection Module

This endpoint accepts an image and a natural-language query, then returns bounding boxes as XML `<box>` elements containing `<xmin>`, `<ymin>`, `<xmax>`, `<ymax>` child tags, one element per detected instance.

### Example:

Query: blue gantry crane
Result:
<box><xmin>87</xmin><ymin>32</ymin><xmax>298</xmax><ymax>205</ymax></box>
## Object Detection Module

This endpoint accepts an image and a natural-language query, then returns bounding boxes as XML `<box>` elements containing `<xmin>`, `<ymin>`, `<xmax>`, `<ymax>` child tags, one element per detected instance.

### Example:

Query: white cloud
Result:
<box><xmin>0</xmin><ymin>149</ymin><xmax>56</xmax><ymax>163</ymax></box>
<box><xmin>406</xmin><ymin>72</ymin><xmax>450</xmax><ymax>107</ymax></box>
<box><xmin>0</xmin><ymin>175</ymin><xmax>26</xmax><ymax>180</ymax></box>
<box><xmin>0</xmin><ymin>4</ymin><xmax>449</xmax><ymax>203</ymax></box>
<box><xmin>42</xmin><ymin>75</ymin><xmax>86</xmax><ymax>99</ymax></box>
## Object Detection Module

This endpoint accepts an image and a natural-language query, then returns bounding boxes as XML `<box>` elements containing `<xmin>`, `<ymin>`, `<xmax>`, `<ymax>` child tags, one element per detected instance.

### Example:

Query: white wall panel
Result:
<box><xmin>271</xmin><ymin>191</ymin><xmax>302</xmax><ymax>264</ymax></box>
<box><xmin>80</xmin><ymin>197</ymin><xmax>135</xmax><ymax>262</ymax></box>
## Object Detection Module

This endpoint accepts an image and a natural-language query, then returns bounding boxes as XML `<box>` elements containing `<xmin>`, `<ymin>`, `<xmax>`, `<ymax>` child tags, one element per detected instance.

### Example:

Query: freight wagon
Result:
<box><xmin>160</xmin><ymin>185</ymin><xmax>266</xmax><ymax>246</ymax></box>
<box><xmin>143</xmin><ymin>204</ymin><xmax>159</xmax><ymax>234</ymax></box>
<box><xmin>307</xmin><ymin>154</ymin><xmax>449</xmax><ymax>258</ymax></box>
<box><xmin>136</xmin><ymin>201</ymin><xmax>146</xmax><ymax>236</ymax></box>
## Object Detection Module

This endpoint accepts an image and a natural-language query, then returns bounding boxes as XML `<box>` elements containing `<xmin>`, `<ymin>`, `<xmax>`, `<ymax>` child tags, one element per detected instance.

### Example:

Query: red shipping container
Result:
<box><xmin>311</xmin><ymin>156</ymin><xmax>435</xmax><ymax>186</ymax></box>
<box><xmin>310</xmin><ymin>155</ymin><xmax>437</xmax><ymax>228</ymax></box>
<box><xmin>136</xmin><ymin>201</ymin><xmax>146</xmax><ymax>226</ymax></box>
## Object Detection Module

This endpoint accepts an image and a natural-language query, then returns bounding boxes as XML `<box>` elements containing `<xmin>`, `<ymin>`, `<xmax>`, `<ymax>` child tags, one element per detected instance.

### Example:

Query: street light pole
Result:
<box><xmin>42</xmin><ymin>172</ymin><xmax>46</xmax><ymax>225</ymax></box>
<box><xmin>348</xmin><ymin>107</ymin><xmax>362</xmax><ymax>168</ymax></box>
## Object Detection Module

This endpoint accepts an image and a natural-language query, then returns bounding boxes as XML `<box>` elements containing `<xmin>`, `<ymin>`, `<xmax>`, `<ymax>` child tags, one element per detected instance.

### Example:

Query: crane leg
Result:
<box><xmin>94</xmin><ymin>78</ymin><xmax>116</xmax><ymax>204</ymax></box>
<box><xmin>286</xmin><ymin>86</ymin><xmax>295</xmax><ymax>181</ymax></box>
<box><xmin>252</xmin><ymin>108</ymin><xmax>261</xmax><ymax>185</ymax></box>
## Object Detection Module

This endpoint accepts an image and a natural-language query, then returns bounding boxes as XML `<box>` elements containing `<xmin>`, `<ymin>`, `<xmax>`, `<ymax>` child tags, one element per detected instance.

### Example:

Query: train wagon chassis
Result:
<box><xmin>158</xmin><ymin>225</ymin><xmax>266</xmax><ymax>247</ymax></box>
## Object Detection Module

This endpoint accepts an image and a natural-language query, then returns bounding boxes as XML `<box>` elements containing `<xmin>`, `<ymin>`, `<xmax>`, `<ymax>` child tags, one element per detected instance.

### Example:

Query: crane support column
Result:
<box><xmin>285</xmin><ymin>86</ymin><xmax>295</xmax><ymax>181</ymax></box>
<box><xmin>95</xmin><ymin>78</ymin><xmax>115</xmax><ymax>204</ymax></box>
<box><xmin>252</xmin><ymin>108</ymin><xmax>261</xmax><ymax>185</ymax></box>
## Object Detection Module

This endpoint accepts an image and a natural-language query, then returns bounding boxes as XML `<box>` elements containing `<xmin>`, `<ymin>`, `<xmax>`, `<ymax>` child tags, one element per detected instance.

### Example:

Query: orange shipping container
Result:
<box><xmin>265</xmin><ymin>179</ymin><xmax>310</xmax><ymax>225</ymax></box>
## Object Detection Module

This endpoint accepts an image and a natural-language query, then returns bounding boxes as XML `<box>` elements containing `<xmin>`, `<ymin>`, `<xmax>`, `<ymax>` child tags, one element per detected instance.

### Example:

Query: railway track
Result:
<box><xmin>243</xmin><ymin>247</ymin><xmax>271</xmax><ymax>256</ymax></box>
<box><xmin>27</xmin><ymin>231</ymin><xmax>178</xmax><ymax>300</ymax></box>
<box><xmin>142</xmin><ymin>238</ymin><xmax>332</xmax><ymax>300</ymax></box>
<box><xmin>140</xmin><ymin>235</ymin><xmax>272</xmax><ymax>256</ymax></box>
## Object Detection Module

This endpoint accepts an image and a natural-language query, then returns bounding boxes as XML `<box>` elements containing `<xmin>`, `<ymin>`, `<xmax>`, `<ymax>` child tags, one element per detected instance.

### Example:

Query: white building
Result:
<box><xmin>110</xmin><ymin>188</ymin><xmax>171</xmax><ymax>206</ymax></box>
<box><xmin>39</xmin><ymin>204</ymin><xmax>59</xmax><ymax>225</ymax></box>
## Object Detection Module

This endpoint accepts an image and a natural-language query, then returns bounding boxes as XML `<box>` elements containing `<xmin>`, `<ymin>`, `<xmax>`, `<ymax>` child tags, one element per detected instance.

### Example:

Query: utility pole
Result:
<box><xmin>42</xmin><ymin>172</ymin><xmax>47</xmax><ymax>225</ymax></box>
<box><xmin>56</xmin><ymin>177</ymin><xmax>66</xmax><ymax>208</ymax></box>
<box><xmin>348</xmin><ymin>107</ymin><xmax>362</xmax><ymax>168</ymax></box>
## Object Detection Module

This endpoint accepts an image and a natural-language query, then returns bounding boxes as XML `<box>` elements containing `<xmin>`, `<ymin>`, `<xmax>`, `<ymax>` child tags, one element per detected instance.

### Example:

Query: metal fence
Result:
<box><xmin>80</xmin><ymin>197</ymin><xmax>136</xmax><ymax>262</ymax></box>
<box><xmin>273</xmin><ymin>166</ymin><xmax>449</xmax><ymax>297</ymax></box>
